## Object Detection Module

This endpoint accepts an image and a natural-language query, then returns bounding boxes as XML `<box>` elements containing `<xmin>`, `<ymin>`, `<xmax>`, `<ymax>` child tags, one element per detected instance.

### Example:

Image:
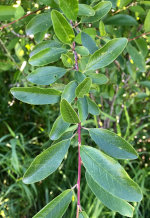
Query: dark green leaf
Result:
<box><xmin>89</xmin><ymin>128</ymin><xmax>138</xmax><ymax>159</ymax></box>
<box><xmin>81</xmin><ymin>32</ymin><xmax>98</xmax><ymax>54</ymax></box>
<box><xmin>59</xmin><ymin>0</ymin><xmax>78</xmax><ymax>20</ymax></box>
<box><xmin>86</xmin><ymin>172</ymin><xmax>134</xmax><ymax>217</ymax></box>
<box><xmin>26</xmin><ymin>13</ymin><xmax>52</xmax><ymax>35</ymax></box>
<box><xmin>77</xmin><ymin>97</ymin><xmax>88</xmax><ymax>122</ymax></box>
<box><xmin>86</xmin><ymin>96</ymin><xmax>100</xmax><ymax>115</ymax></box>
<box><xmin>23</xmin><ymin>139</ymin><xmax>70</xmax><ymax>183</ymax></box>
<box><xmin>27</xmin><ymin>67</ymin><xmax>67</xmax><ymax>85</ymax></box>
<box><xmin>74</xmin><ymin>71</ymin><xmax>86</xmax><ymax>83</ymax></box>
<box><xmin>75</xmin><ymin>28</ymin><xmax>97</xmax><ymax>44</ymax></box>
<box><xmin>29</xmin><ymin>47</ymin><xmax>66</xmax><ymax>66</ymax></box>
<box><xmin>61</xmin><ymin>81</ymin><xmax>78</xmax><ymax>103</ymax></box>
<box><xmin>60</xmin><ymin>99</ymin><xmax>80</xmax><ymax>124</ymax></box>
<box><xmin>140</xmin><ymin>81</ymin><xmax>150</xmax><ymax>89</ymax></box>
<box><xmin>86</xmin><ymin>38</ymin><xmax>128</xmax><ymax>71</ymax></box>
<box><xmin>104</xmin><ymin>14</ymin><xmax>138</xmax><ymax>26</ymax></box>
<box><xmin>33</xmin><ymin>189</ymin><xmax>72</xmax><ymax>218</ymax></box>
<box><xmin>81</xmin><ymin>1</ymin><xmax>112</xmax><ymax>23</ymax></box>
<box><xmin>81</xmin><ymin>145</ymin><xmax>142</xmax><ymax>202</ymax></box>
<box><xmin>10</xmin><ymin>87</ymin><xmax>61</xmax><ymax>105</ymax></box>
<box><xmin>76</xmin><ymin>78</ymin><xmax>92</xmax><ymax>98</ymax></box>
<box><xmin>51</xmin><ymin>10</ymin><xmax>75</xmax><ymax>44</ymax></box>
<box><xmin>49</xmin><ymin>116</ymin><xmax>70</xmax><ymax>140</ymax></box>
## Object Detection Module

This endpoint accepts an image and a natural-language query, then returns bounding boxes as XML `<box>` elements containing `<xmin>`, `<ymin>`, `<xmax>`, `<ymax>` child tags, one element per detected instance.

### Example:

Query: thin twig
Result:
<box><xmin>0</xmin><ymin>7</ymin><xmax>46</xmax><ymax>30</ymax></box>
<box><xmin>128</xmin><ymin>31</ymin><xmax>150</xmax><ymax>41</ymax></box>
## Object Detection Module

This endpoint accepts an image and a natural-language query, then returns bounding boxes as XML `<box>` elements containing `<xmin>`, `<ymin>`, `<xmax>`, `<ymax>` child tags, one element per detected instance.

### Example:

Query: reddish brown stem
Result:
<box><xmin>76</xmin><ymin>122</ymin><xmax>81</xmax><ymax>218</ymax></box>
<box><xmin>0</xmin><ymin>7</ymin><xmax>46</xmax><ymax>30</ymax></box>
<box><xmin>128</xmin><ymin>31</ymin><xmax>150</xmax><ymax>41</ymax></box>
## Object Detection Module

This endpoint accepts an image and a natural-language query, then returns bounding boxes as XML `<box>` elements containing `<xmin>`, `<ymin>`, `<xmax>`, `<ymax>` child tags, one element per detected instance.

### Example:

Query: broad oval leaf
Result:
<box><xmin>75</xmin><ymin>28</ymin><xmax>97</xmax><ymax>44</ymax></box>
<box><xmin>86</xmin><ymin>172</ymin><xmax>134</xmax><ymax>217</ymax></box>
<box><xmin>23</xmin><ymin>139</ymin><xmax>70</xmax><ymax>184</ymax></box>
<box><xmin>85</xmin><ymin>72</ymin><xmax>109</xmax><ymax>85</ymax></box>
<box><xmin>61</xmin><ymin>81</ymin><xmax>78</xmax><ymax>103</ymax></box>
<box><xmin>76</xmin><ymin>78</ymin><xmax>92</xmax><ymax>98</ymax></box>
<box><xmin>26</xmin><ymin>13</ymin><xmax>52</xmax><ymax>35</ymax></box>
<box><xmin>81</xmin><ymin>1</ymin><xmax>112</xmax><ymax>23</ymax></box>
<box><xmin>81</xmin><ymin>32</ymin><xmax>98</xmax><ymax>54</ymax></box>
<box><xmin>29</xmin><ymin>47</ymin><xmax>66</xmax><ymax>66</ymax></box>
<box><xmin>77</xmin><ymin>97</ymin><xmax>88</xmax><ymax>122</ymax></box>
<box><xmin>78</xmin><ymin>4</ymin><xmax>95</xmax><ymax>17</ymax></box>
<box><xmin>33</xmin><ymin>189</ymin><xmax>73</xmax><ymax>218</ymax></box>
<box><xmin>10</xmin><ymin>87</ymin><xmax>61</xmax><ymax>105</ymax></box>
<box><xmin>104</xmin><ymin>14</ymin><xmax>138</xmax><ymax>26</ymax></box>
<box><xmin>59</xmin><ymin>0</ymin><xmax>78</xmax><ymax>21</ymax></box>
<box><xmin>86</xmin><ymin>38</ymin><xmax>128</xmax><ymax>72</ymax></box>
<box><xmin>60</xmin><ymin>99</ymin><xmax>80</xmax><ymax>124</ymax></box>
<box><xmin>30</xmin><ymin>40</ymin><xmax>62</xmax><ymax>57</ymax></box>
<box><xmin>89</xmin><ymin>128</ymin><xmax>138</xmax><ymax>159</ymax></box>
<box><xmin>49</xmin><ymin>115</ymin><xmax>70</xmax><ymax>140</ymax></box>
<box><xmin>81</xmin><ymin>145</ymin><xmax>142</xmax><ymax>202</ymax></box>
<box><xmin>74</xmin><ymin>71</ymin><xmax>86</xmax><ymax>83</ymax></box>
<box><xmin>51</xmin><ymin>10</ymin><xmax>75</xmax><ymax>44</ymax></box>
<box><xmin>27</xmin><ymin>67</ymin><xmax>67</xmax><ymax>85</ymax></box>
<box><xmin>86</xmin><ymin>96</ymin><xmax>100</xmax><ymax>115</ymax></box>
<box><xmin>75</xmin><ymin>46</ymin><xmax>89</xmax><ymax>56</ymax></box>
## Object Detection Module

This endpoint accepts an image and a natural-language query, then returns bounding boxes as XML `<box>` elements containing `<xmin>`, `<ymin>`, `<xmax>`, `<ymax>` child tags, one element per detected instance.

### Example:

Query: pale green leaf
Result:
<box><xmin>33</xmin><ymin>189</ymin><xmax>72</xmax><ymax>218</ymax></box>
<box><xmin>61</xmin><ymin>81</ymin><xmax>77</xmax><ymax>103</ymax></box>
<box><xmin>26</xmin><ymin>13</ymin><xmax>52</xmax><ymax>35</ymax></box>
<box><xmin>49</xmin><ymin>116</ymin><xmax>70</xmax><ymax>140</ymax></box>
<box><xmin>81</xmin><ymin>145</ymin><xmax>142</xmax><ymax>202</ymax></box>
<box><xmin>89</xmin><ymin>128</ymin><xmax>138</xmax><ymax>159</ymax></box>
<box><xmin>86</xmin><ymin>38</ymin><xmax>128</xmax><ymax>71</ymax></box>
<box><xmin>23</xmin><ymin>139</ymin><xmax>70</xmax><ymax>184</ymax></box>
<box><xmin>81</xmin><ymin>1</ymin><xmax>112</xmax><ymax>23</ymax></box>
<box><xmin>60</xmin><ymin>99</ymin><xmax>80</xmax><ymax>124</ymax></box>
<box><xmin>51</xmin><ymin>10</ymin><xmax>75</xmax><ymax>44</ymax></box>
<box><xmin>10</xmin><ymin>87</ymin><xmax>61</xmax><ymax>105</ymax></box>
<box><xmin>76</xmin><ymin>78</ymin><xmax>92</xmax><ymax>98</ymax></box>
<box><xmin>78</xmin><ymin>4</ymin><xmax>95</xmax><ymax>17</ymax></box>
<box><xmin>59</xmin><ymin>0</ymin><xmax>78</xmax><ymax>20</ymax></box>
<box><xmin>85</xmin><ymin>72</ymin><xmax>109</xmax><ymax>85</ymax></box>
<box><xmin>86</xmin><ymin>172</ymin><xmax>134</xmax><ymax>217</ymax></box>
<box><xmin>27</xmin><ymin>67</ymin><xmax>67</xmax><ymax>85</ymax></box>
<box><xmin>0</xmin><ymin>5</ymin><xmax>24</xmax><ymax>21</ymax></box>
<box><xmin>144</xmin><ymin>10</ymin><xmax>150</xmax><ymax>32</ymax></box>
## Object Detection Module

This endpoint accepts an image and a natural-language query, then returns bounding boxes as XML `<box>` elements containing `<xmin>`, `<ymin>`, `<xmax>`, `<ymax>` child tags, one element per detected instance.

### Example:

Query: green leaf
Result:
<box><xmin>135</xmin><ymin>38</ymin><xmax>148</xmax><ymax>58</ymax></box>
<box><xmin>27</xmin><ymin>67</ymin><xmax>67</xmax><ymax>85</ymax></box>
<box><xmin>78</xmin><ymin>4</ymin><xmax>95</xmax><ymax>17</ymax></box>
<box><xmin>76</xmin><ymin>78</ymin><xmax>92</xmax><ymax>98</ymax></box>
<box><xmin>86</xmin><ymin>172</ymin><xmax>134</xmax><ymax>217</ymax></box>
<box><xmin>85</xmin><ymin>72</ymin><xmax>109</xmax><ymax>85</ymax></box>
<box><xmin>144</xmin><ymin>10</ymin><xmax>150</xmax><ymax>32</ymax></box>
<box><xmin>81</xmin><ymin>32</ymin><xmax>98</xmax><ymax>54</ymax></box>
<box><xmin>99</xmin><ymin>20</ymin><xmax>106</xmax><ymax>37</ymax></box>
<box><xmin>51</xmin><ymin>10</ymin><xmax>75</xmax><ymax>44</ymax></box>
<box><xmin>30</xmin><ymin>40</ymin><xmax>62</xmax><ymax>57</ymax></box>
<box><xmin>61</xmin><ymin>53</ymin><xmax>74</xmax><ymax>67</ymax></box>
<box><xmin>29</xmin><ymin>47</ymin><xmax>66</xmax><ymax>66</ymax></box>
<box><xmin>117</xmin><ymin>0</ymin><xmax>132</xmax><ymax>8</ymax></box>
<box><xmin>61</xmin><ymin>81</ymin><xmax>78</xmax><ymax>103</ymax></box>
<box><xmin>0</xmin><ymin>5</ymin><xmax>24</xmax><ymax>21</ymax></box>
<box><xmin>26</xmin><ymin>13</ymin><xmax>52</xmax><ymax>35</ymax></box>
<box><xmin>89</xmin><ymin>128</ymin><xmax>138</xmax><ymax>159</ymax></box>
<box><xmin>60</xmin><ymin>99</ymin><xmax>80</xmax><ymax>124</ymax></box>
<box><xmin>23</xmin><ymin>139</ymin><xmax>70</xmax><ymax>184</ymax></box>
<box><xmin>126</xmin><ymin>43</ymin><xmax>146</xmax><ymax>72</ymax></box>
<box><xmin>77</xmin><ymin>97</ymin><xmax>88</xmax><ymax>122</ymax></box>
<box><xmin>75</xmin><ymin>46</ymin><xmax>89</xmax><ymax>56</ymax></box>
<box><xmin>86</xmin><ymin>96</ymin><xmax>100</xmax><ymax>115</ymax></box>
<box><xmin>59</xmin><ymin>0</ymin><xmax>78</xmax><ymax>20</ymax></box>
<box><xmin>49</xmin><ymin>116</ymin><xmax>70</xmax><ymax>140</ymax></box>
<box><xmin>140</xmin><ymin>81</ymin><xmax>150</xmax><ymax>89</ymax></box>
<box><xmin>10</xmin><ymin>87</ymin><xmax>61</xmax><ymax>105</ymax></box>
<box><xmin>104</xmin><ymin>14</ymin><xmax>138</xmax><ymax>26</ymax></box>
<box><xmin>81</xmin><ymin>1</ymin><xmax>112</xmax><ymax>23</ymax></box>
<box><xmin>86</xmin><ymin>38</ymin><xmax>128</xmax><ymax>71</ymax></box>
<box><xmin>75</xmin><ymin>28</ymin><xmax>96</xmax><ymax>44</ymax></box>
<box><xmin>33</xmin><ymin>189</ymin><xmax>72</xmax><ymax>218</ymax></box>
<box><xmin>74</xmin><ymin>71</ymin><xmax>86</xmax><ymax>83</ymax></box>
<box><xmin>80</xmin><ymin>145</ymin><xmax>142</xmax><ymax>202</ymax></box>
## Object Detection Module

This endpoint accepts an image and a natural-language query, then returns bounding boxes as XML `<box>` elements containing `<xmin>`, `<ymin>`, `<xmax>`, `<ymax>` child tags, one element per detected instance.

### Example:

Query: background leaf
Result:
<box><xmin>59</xmin><ymin>0</ymin><xmax>78</xmax><ymax>20</ymax></box>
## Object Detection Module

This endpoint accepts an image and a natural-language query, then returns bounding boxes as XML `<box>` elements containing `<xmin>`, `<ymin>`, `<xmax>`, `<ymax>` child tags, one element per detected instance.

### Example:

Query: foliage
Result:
<box><xmin>0</xmin><ymin>0</ymin><xmax>150</xmax><ymax>217</ymax></box>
